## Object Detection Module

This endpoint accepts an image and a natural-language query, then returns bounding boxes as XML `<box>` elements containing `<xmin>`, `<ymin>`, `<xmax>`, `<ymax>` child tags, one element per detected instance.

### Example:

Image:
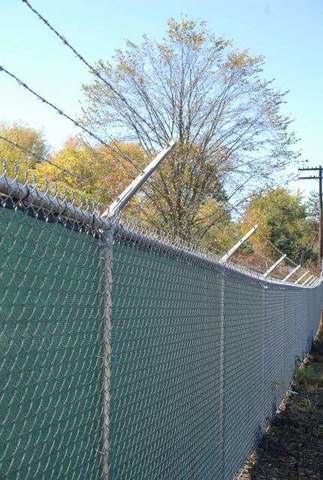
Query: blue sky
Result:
<box><xmin>1</xmin><ymin>0</ymin><xmax>322</xmax><ymax>193</ymax></box>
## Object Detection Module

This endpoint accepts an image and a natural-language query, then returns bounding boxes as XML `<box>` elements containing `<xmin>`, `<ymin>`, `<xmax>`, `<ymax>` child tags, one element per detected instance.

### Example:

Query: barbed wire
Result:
<box><xmin>0</xmin><ymin>133</ymin><xmax>171</xmax><ymax>211</ymax></box>
<box><xmin>0</xmin><ymin>24</ymin><xmax>307</xmax><ymax>274</ymax></box>
<box><xmin>0</xmin><ymin>134</ymin><xmax>87</xmax><ymax>183</ymax></box>
<box><xmin>229</xmin><ymin>200</ymin><xmax>300</xmax><ymax>268</ymax></box>
<box><xmin>20</xmin><ymin>0</ymin><xmax>170</xmax><ymax>141</ymax></box>
<box><xmin>19</xmin><ymin>0</ymin><xmax>288</xmax><ymax>214</ymax></box>
<box><xmin>0</xmin><ymin>65</ymin><xmax>148</xmax><ymax>175</ymax></box>
<box><xmin>0</xmin><ymin>130</ymin><xmax>309</xmax><ymax>277</ymax></box>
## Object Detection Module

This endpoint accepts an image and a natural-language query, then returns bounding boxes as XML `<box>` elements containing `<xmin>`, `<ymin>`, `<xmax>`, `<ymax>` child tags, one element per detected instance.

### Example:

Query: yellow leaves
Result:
<box><xmin>167</xmin><ymin>17</ymin><xmax>206</xmax><ymax>49</ymax></box>
<box><xmin>158</xmin><ymin>44</ymin><xmax>173</xmax><ymax>65</ymax></box>
<box><xmin>0</xmin><ymin>123</ymin><xmax>48</xmax><ymax>181</ymax></box>
<box><xmin>118</xmin><ymin>62</ymin><xmax>136</xmax><ymax>77</ymax></box>
<box><xmin>0</xmin><ymin>124</ymin><xmax>148</xmax><ymax>211</ymax></box>
<box><xmin>241</xmin><ymin>187</ymin><xmax>307</xmax><ymax>258</ymax></box>
<box><xmin>225</xmin><ymin>51</ymin><xmax>263</xmax><ymax>70</ymax></box>
<box><xmin>33</xmin><ymin>140</ymin><xmax>146</xmax><ymax>210</ymax></box>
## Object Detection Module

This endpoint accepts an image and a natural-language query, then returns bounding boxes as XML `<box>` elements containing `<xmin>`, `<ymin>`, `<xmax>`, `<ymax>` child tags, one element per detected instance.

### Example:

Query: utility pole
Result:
<box><xmin>298</xmin><ymin>166</ymin><xmax>323</xmax><ymax>274</ymax></box>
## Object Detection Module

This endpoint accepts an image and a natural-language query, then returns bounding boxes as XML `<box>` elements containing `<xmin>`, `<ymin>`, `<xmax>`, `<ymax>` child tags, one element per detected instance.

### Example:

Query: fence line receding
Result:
<box><xmin>0</xmin><ymin>175</ymin><xmax>322</xmax><ymax>480</ymax></box>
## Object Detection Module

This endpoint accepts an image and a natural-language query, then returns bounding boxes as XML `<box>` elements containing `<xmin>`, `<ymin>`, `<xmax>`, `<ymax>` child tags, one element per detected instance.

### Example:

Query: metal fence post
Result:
<box><xmin>302</xmin><ymin>275</ymin><xmax>315</xmax><ymax>286</ymax></box>
<box><xmin>219</xmin><ymin>266</ymin><xmax>225</xmax><ymax>478</ymax></box>
<box><xmin>294</xmin><ymin>271</ymin><xmax>309</xmax><ymax>285</ymax></box>
<box><xmin>100</xmin><ymin>141</ymin><xmax>175</xmax><ymax>478</ymax></box>
<box><xmin>102</xmin><ymin>141</ymin><xmax>176</xmax><ymax>219</ymax></box>
<box><xmin>307</xmin><ymin>277</ymin><xmax>319</xmax><ymax>287</ymax></box>
<box><xmin>102</xmin><ymin>221</ymin><xmax>115</xmax><ymax>480</ymax></box>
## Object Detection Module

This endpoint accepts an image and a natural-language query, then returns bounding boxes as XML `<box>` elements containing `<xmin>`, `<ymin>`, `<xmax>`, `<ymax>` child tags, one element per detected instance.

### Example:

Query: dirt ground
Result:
<box><xmin>239</xmin><ymin>332</ymin><xmax>323</xmax><ymax>480</ymax></box>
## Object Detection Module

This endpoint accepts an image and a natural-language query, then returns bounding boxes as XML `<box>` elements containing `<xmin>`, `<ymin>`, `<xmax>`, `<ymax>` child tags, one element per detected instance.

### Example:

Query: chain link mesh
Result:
<box><xmin>0</xmin><ymin>193</ymin><xmax>106</xmax><ymax>479</ymax></box>
<box><xmin>0</xmin><ymin>177</ymin><xmax>322</xmax><ymax>479</ymax></box>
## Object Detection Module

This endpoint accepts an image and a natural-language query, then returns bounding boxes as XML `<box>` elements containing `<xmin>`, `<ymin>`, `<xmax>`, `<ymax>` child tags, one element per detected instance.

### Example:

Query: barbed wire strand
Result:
<box><xmin>20</xmin><ymin>0</ymin><xmax>169</xmax><ymax>141</ymax></box>
<box><xmin>0</xmin><ymin>134</ymin><xmax>87</xmax><ymax>183</ymax></box>
<box><xmin>1</xmin><ymin>126</ymin><xmax>299</xmax><ymax>269</ymax></box>
<box><xmin>0</xmin><ymin>133</ymin><xmax>171</xmax><ymax>211</ymax></box>
<box><xmin>0</xmin><ymin>132</ymin><xmax>308</xmax><ymax>277</ymax></box>
<box><xmin>21</xmin><ymin>0</ymin><xmax>293</xmax><ymax>212</ymax></box>
<box><xmin>0</xmin><ymin>65</ymin><xmax>149</xmax><ymax>175</ymax></box>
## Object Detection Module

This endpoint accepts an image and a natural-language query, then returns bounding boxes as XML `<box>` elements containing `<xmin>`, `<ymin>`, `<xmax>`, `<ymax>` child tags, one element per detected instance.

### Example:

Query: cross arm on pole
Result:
<box><xmin>298</xmin><ymin>167</ymin><xmax>321</xmax><ymax>171</ymax></box>
<box><xmin>298</xmin><ymin>176</ymin><xmax>319</xmax><ymax>180</ymax></box>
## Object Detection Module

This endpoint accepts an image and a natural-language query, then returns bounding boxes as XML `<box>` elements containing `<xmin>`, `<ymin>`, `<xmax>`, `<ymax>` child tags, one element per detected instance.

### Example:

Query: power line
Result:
<box><xmin>20</xmin><ymin>0</ymin><xmax>169</xmax><ymax>141</ymax></box>
<box><xmin>298</xmin><ymin>165</ymin><xmax>323</xmax><ymax>273</ymax></box>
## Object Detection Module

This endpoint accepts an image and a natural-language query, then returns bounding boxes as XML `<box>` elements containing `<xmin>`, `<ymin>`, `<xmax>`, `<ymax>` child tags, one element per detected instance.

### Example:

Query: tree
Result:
<box><xmin>82</xmin><ymin>17</ymin><xmax>299</xmax><ymax>241</ymax></box>
<box><xmin>242</xmin><ymin>188</ymin><xmax>317</xmax><ymax>264</ymax></box>
<box><xmin>0</xmin><ymin>123</ymin><xmax>48</xmax><ymax>178</ymax></box>
<box><xmin>306</xmin><ymin>191</ymin><xmax>320</xmax><ymax>222</ymax></box>
<box><xmin>0</xmin><ymin>124</ymin><xmax>148</xmax><ymax>210</ymax></box>
<box><xmin>34</xmin><ymin>138</ymin><xmax>146</xmax><ymax>207</ymax></box>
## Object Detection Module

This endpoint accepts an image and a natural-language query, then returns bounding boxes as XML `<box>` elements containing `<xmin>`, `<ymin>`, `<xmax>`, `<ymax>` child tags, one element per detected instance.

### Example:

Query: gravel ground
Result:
<box><xmin>239</xmin><ymin>334</ymin><xmax>323</xmax><ymax>480</ymax></box>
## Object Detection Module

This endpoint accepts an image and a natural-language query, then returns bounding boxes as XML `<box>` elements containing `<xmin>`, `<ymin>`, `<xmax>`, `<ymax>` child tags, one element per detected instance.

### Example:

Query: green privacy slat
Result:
<box><xmin>109</xmin><ymin>240</ymin><xmax>223</xmax><ymax>480</ymax></box>
<box><xmin>1</xmin><ymin>201</ymin><xmax>322</xmax><ymax>480</ymax></box>
<box><xmin>0</xmin><ymin>206</ymin><xmax>104</xmax><ymax>480</ymax></box>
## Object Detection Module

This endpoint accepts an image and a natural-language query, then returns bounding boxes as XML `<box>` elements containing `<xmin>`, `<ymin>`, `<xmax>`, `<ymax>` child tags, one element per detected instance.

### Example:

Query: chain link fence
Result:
<box><xmin>0</xmin><ymin>175</ymin><xmax>322</xmax><ymax>479</ymax></box>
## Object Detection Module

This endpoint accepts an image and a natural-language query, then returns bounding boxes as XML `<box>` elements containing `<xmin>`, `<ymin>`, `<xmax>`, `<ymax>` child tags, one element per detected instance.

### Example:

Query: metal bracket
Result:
<box><xmin>221</xmin><ymin>225</ymin><xmax>258</xmax><ymax>263</ymax></box>
<box><xmin>263</xmin><ymin>254</ymin><xmax>286</xmax><ymax>279</ymax></box>
<box><xmin>294</xmin><ymin>271</ymin><xmax>309</xmax><ymax>285</ymax></box>
<box><xmin>283</xmin><ymin>265</ymin><xmax>301</xmax><ymax>282</ymax></box>
<box><xmin>102</xmin><ymin>140</ymin><xmax>176</xmax><ymax>219</ymax></box>
<box><xmin>302</xmin><ymin>274</ymin><xmax>314</xmax><ymax>286</ymax></box>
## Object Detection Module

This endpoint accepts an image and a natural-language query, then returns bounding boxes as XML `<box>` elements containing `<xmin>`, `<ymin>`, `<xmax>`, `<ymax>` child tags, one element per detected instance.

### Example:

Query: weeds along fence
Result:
<box><xmin>0</xmin><ymin>174</ymin><xmax>322</xmax><ymax>480</ymax></box>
